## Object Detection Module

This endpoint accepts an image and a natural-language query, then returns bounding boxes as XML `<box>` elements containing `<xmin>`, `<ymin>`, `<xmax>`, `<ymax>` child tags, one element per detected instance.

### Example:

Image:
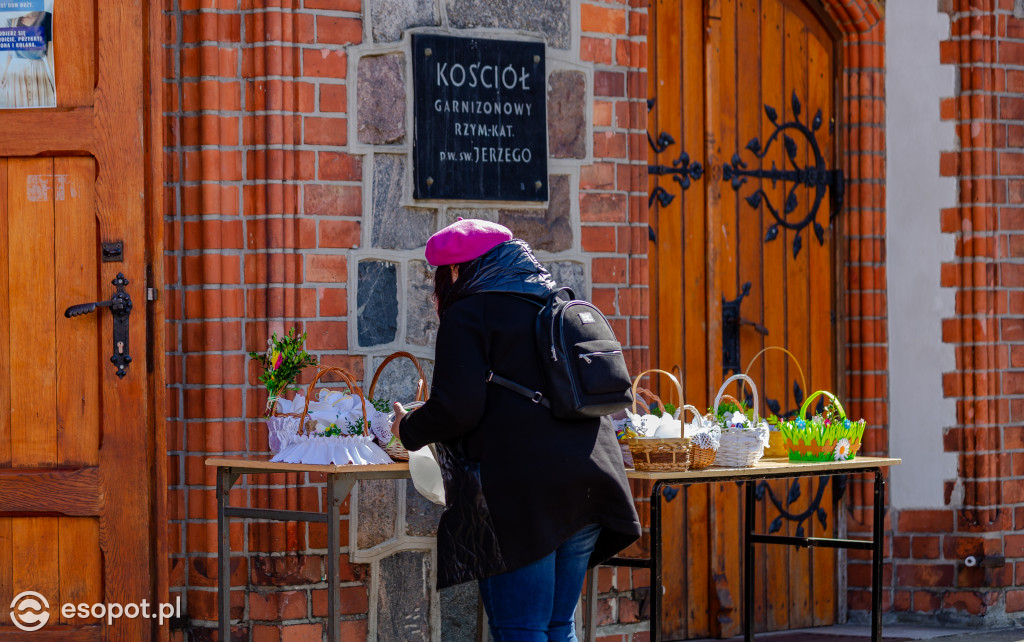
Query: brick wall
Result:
<box><xmin>162</xmin><ymin>0</ymin><xmax>651</xmax><ymax>639</ymax></box>
<box><xmin>885</xmin><ymin>0</ymin><xmax>1024</xmax><ymax>625</ymax></box>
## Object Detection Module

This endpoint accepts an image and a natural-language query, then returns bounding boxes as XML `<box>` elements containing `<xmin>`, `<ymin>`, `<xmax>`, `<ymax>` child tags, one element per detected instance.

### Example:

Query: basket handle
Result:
<box><xmin>798</xmin><ymin>390</ymin><xmax>845</xmax><ymax>422</ymax></box>
<box><xmin>633</xmin><ymin>387</ymin><xmax>665</xmax><ymax>416</ymax></box>
<box><xmin>743</xmin><ymin>346</ymin><xmax>807</xmax><ymax>412</ymax></box>
<box><xmin>713</xmin><ymin>373</ymin><xmax>760</xmax><ymax>424</ymax></box>
<box><xmin>681</xmin><ymin>404</ymin><xmax>704</xmax><ymax>431</ymax></box>
<box><xmin>368</xmin><ymin>351</ymin><xmax>428</xmax><ymax>402</ymax></box>
<box><xmin>292</xmin><ymin>366</ymin><xmax>368</xmax><ymax>436</ymax></box>
<box><xmin>631</xmin><ymin>369</ymin><xmax>683</xmax><ymax>415</ymax></box>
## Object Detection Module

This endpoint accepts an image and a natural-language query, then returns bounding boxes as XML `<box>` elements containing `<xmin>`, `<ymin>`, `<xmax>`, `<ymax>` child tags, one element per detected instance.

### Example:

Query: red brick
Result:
<box><xmin>897</xmin><ymin>510</ymin><xmax>954</xmax><ymax>533</ymax></box>
<box><xmin>896</xmin><ymin>563</ymin><xmax>955</xmax><ymax>587</ymax></box>
<box><xmin>305</xmin><ymin>321</ymin><xmax>347</xmax><ymax>350</ymax></box>
<box><xmin>304</xmin><ymin>0</ymin><xmax>361</xmax><ymax>8</ymax></box>
<box><xmin>305</xmin><ymin>254</ymin><xmax>348</xmax><ymax>283</ymax></box>
<box><xmin>594</xmin><ymin>71</ymin><xmax>625</xmax><ymax>97</ymax></box>
<box><xmin>581</xmin><ymin>36</ymin><xmax>613</xmax><ymax>64</ymax></box>
<box><xmin>911</xmin><ymin>537</ymin><xmax>941</xmax><ymax>560</ymax></box>
<box><xmin>581</xmin><ymin>5</ymin><xmax>627</xmax><ymax>34</ymax></box>
<box><xmin>1008</xmin><ymin>589</ymin><xmax>1024</xmax><ymax>613</ymax></box>
<box><xmin>304</xmin><ymin>116</ymin><xmax>347</xmax><ymax>146</ymax></box>
<box><xmin>581</xmin><ymin>193</ymin><xmax>627</xmax><ymax>223</ymax></box>
<box><xmin>302</xmin><ymin>49</ymin><xmax>347</xmax><ymax>79</ymax></box>
<box><xmin>318</xmin><ymin>152</ymin><xmax>362</xmax><ymax>182</ymax></box>
<box><xmin>582</xmin><ymin>226</ymin><xmax>616</xmax><ymax>252</ymax></box>
<box><xmin>319</xmin><ymin>220</ymin><xmax>361</xmax><ymax>249</ymax></box>
<box><xmin>319</xmin><ymin>288</ymin><xmax>348</xmax><ymax>317</ymax></box>
<box><xmin>281</xmin><ymin>623</ymin><xmax>322</xmax><ymax>642</ymax></box>
<box><xmin>320</xmin><ymin>84</ymin><xmax>347</xmax><ymax>112</ymax></box>
<box><xmin>316</xmin><ymin>16</ymin><xmax>362</xmax><ymax>45</ymax></box>
<box><xmin>592</xmin><ymin>257</ymin><xmax>628</xmax><ymax>284</ymax></box>
<box><xmin>942</xmin><ymin>591</ymin><xmax>990</xmax><ymax>616</ymax></box>
<box><xmin>310</xmin><ymin>585</ymin><xmax>368</xmax><ymax>616</ymax></box>
<box><xmin>304</xmin><ymin>185</ymin><xmax>362</xmax><ymax>216</ymax></box>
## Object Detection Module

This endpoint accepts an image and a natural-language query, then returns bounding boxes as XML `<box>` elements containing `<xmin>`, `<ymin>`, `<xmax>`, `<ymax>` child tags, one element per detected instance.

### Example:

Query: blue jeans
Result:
<box><xmin>478</xmin><ymin>523</ymin><xmax>602</xmax><ymax>642</ymax></box>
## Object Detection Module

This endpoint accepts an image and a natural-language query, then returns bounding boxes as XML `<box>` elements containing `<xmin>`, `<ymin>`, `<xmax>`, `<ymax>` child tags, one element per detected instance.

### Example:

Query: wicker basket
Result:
<box><xmin>368</xmin><ymin>351</ymin><xmax>429</xmax><ymax>462</ymax></box>
<box><xmin>709</xmin><ymin>374</ymin><xmax>769</xmax><ymax>468</ymax></box>
<box><xmin>623</xmin><ymin>369</ymin><xmax>694</xmax><ymax>471</ymax></box>
<box><xmin>685</xmin><ymin>407</ymin><xmax>718</xmax><ymax>469</ymax></box>
<box><xmin>744</xmin><ymin>346</ymin><xmax>807</xmax><ymax>458</ymax></box>
<box><xmin>273</xmin><ymin>365</ymin><xmax>369</xmax><ymax>437</ymax></box>
<box><xmin>779</xmin><ymin>390</ymin><xmax>865</xmax><ymax>461</ymax></box>
<box><xmin>626</xmin><ymin>436</ymin><xmax>692</xmax><ymax>472</ymax></box>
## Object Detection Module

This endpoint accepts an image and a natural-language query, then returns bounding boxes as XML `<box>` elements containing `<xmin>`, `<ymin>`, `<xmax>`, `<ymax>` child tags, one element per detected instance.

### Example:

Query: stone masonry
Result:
<box><xmin>162</xmin><ymin>0</ymin><xmax>651</xmax><ymax>639</ymax></box>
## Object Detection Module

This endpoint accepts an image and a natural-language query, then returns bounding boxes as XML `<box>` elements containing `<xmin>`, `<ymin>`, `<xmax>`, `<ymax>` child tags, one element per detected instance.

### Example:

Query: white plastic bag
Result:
<box><xmin>408</xmin><ymin>444</ymin><xmax>445</xmax><ymax>505</ymax></box>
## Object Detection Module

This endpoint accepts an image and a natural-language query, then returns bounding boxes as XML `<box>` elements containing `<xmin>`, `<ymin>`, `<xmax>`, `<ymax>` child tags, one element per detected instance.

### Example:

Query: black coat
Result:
<box><xmin>400</xmin><ymin>241</ymin><xmax>641</xmax><ymax>588</ymax></box>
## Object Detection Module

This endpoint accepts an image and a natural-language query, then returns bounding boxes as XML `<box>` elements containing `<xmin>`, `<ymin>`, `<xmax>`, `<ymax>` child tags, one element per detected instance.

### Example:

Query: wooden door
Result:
<box><xmin>0</xmin><ymin>1</ymin><xmax>159</xmax><ymax>639</ymax></box>
<box><xmin>648</xmin><ymin>0</ymin><xmax>841</xmax><ymax>638</ymax></box>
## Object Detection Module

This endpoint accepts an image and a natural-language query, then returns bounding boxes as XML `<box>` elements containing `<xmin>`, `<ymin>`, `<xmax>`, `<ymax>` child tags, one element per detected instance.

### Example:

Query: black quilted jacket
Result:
<box><xmin>400</xmin><ymin>241</ymin><xmax>641</xmax><ymax>588</ymax></box>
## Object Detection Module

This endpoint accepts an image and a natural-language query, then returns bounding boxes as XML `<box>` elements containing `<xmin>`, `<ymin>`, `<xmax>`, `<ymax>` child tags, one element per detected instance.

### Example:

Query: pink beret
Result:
<box><xmin>425</xmin><ymin>218</ymin><xmax>513</xmax><ymax>266</ymax></box>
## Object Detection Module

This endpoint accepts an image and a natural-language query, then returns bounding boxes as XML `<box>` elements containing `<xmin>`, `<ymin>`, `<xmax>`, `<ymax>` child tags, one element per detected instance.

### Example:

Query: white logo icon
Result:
<box><xmin>11</xmin><ymin>591</ymin><xmax>50</xmax><ymax>631</ymax></box>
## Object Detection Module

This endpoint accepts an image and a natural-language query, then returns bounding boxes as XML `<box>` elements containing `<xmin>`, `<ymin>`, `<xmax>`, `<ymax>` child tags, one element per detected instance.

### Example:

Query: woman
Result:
<box><xmin>392</xmin><ymin>218</ymin><xmax>641</xmax><ymax>641</ymax></box>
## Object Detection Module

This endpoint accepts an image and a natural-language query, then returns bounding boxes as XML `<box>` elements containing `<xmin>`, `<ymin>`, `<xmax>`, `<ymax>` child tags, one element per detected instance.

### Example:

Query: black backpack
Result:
<box><xmin>486</xmin><ymin>288</ymin><xmax>633</xmax><ymax>419</ymax></box>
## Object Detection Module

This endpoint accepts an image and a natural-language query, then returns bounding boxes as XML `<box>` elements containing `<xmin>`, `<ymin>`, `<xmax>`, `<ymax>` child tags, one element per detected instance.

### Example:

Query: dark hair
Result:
<box><xmin>432</xmin><ymin>260</ymin><xmax>476</xmax><ymax>315</ymax></box>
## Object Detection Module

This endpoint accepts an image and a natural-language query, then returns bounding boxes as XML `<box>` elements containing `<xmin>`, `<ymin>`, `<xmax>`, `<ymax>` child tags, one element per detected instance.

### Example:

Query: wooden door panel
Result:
<box><xmin>0</xmin><ymin>1</ymin><xmax>153</xmax><ymax>639</ymax></box>
<box><xmin>650</xmin><ymin>0</ymin><xmax>840</xmax><ymax>637</ymax></box>
<box><xmin>8</xmin><ymin>158</ymin><xmax>58</xmax><ymax>468</ymax></box>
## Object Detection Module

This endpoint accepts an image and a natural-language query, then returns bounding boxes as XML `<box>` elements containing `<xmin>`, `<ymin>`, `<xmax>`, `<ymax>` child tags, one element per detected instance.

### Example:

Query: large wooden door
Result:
<box><xmin>0</xmin><ymin>1</ymin><xmax>158</xmax><ymax>639</ymax></box>
<box><xmin>648</xmin><ymin>0</ymin><xmax>841</xmax><ymax>638</ymax></box>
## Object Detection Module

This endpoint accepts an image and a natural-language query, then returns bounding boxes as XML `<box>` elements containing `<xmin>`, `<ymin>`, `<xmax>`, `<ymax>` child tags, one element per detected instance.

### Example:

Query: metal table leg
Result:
<box><xmin>217</xmin><ymin>468</ymin><xmax>238</xmax><ymax>641</ymax></box>
<box><xmin>744</xmin><ymin>480</ymin><xmax>756</xmax><ymax>642</ymax></box>
<box><xmin>326</xmin><ymin>476</ymin><xmax>355</xmax><ymax>642</ymax></box>
<box><xmin>872</xmin><ymin>469</ymin><xmax>885</xmax><ymax>642</ymax></box>
<box><xmin>650</xmin><ymin>481</ymin><xmax>664</xmax><ymax>642</ymax></box>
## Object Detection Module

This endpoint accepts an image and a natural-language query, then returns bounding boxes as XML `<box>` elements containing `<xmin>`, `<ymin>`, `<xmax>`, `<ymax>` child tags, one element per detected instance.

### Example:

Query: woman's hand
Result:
<box><xmin>391</xmin><ymin>402</ymin><xmax>407</xmax><ymax>442</ymax></box>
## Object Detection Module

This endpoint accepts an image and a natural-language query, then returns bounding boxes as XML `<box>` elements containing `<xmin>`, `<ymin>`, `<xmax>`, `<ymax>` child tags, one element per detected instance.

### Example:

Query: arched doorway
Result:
<box><xmin>647</xmin><ymin>0</ymin><xmax>844</xmax><ymax>637</ymax></box>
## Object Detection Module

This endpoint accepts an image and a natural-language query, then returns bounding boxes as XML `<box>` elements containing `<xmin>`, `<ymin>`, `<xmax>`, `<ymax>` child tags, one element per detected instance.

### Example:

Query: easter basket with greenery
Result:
<box><xmin>744</xmin><ymin>346</ymin><xmax>807</xmax><ymax>458</ymax></box>
<box><xmin>269</xmin><ymin>365</ymin><xmax>392</xmax><ymax>465</ymax></box>
<box><xmin>775</xmin><ymin>390</ymin><xmax>865</xmax><ymax>461</ymax></box>
<box><xmin>367</xmin><ymin>351</ymin><xmax>429</xmax><ymax>462</ymax></box>
<box><xmin>706</xmin><ymin>374</ymin><xmax>770</xmax><ymax>468</ymax></box>
<box><xmin>618</xmin><ymin>369</ymin><xmax>704</xmax><ymax>472</ymax></box>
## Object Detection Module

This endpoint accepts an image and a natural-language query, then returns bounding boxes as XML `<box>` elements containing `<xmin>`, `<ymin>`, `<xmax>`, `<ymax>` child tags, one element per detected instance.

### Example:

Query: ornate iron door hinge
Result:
<box><xmin>647</xmin><ymin>98</ymin><xmax>704</xmax><ymax>212</ymax></box>
<box><xmin>756</xmin><ymin>475</ymin><xmax>840</xmax><ymax>536</ymax></box>
<box><xmin>722</xmin><ymin>92</ymin><xmax>844</xmax><ymax>257</ymax></box>
<box><xmin>65</xmin><ymin>273</ymin><xmax>133</xmax><ymax>378</ymax></box>
<box><xmin>722</xmin><ymin>282</ymin><xmax>768</xmax><ymax>376</ymax></box>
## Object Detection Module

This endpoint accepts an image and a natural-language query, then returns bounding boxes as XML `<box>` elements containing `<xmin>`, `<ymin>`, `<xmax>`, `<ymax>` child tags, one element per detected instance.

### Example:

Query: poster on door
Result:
<box><xmin>0</xmin><ymin>0</ymin><xmax>54</xmax><ymax>109</ymax></box>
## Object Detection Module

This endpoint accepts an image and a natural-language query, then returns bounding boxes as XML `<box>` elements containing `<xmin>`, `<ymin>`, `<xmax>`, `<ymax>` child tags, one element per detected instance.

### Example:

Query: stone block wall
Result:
<box><xmin>161</xmin><ymin>0</ymin><xmax>651</xmax><ymax>639</ymax></box>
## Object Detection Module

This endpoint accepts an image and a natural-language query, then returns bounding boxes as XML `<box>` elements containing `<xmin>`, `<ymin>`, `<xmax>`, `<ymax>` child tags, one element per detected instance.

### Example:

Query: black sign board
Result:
<box><xmin>412</xmin><ymin>34</ymin><xmax>547</xmax><ymax>202</ymax></box>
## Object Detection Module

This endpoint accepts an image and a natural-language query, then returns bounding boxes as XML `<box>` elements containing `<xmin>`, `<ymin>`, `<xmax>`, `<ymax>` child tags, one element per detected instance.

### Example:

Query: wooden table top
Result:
<box><xmin>205</xmin><ymin>456</ymin><xmax>411</xmax><ymax>478</ymax></box>
<box><xmin>205</xmin><ymin>455</ymin><xmax>898</xmax><ymax>481</ymax></box>
<box><xmin>625</xmin><ymin>456</ymin><xmax>901</xmax><ymax>480</ymax></box>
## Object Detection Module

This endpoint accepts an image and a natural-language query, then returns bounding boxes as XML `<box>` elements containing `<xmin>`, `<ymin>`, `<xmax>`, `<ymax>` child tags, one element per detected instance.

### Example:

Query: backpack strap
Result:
<box><xmin>485</xmin><ymin>370</ymin><xmax>551</xmax><ymax>409</ymax></box>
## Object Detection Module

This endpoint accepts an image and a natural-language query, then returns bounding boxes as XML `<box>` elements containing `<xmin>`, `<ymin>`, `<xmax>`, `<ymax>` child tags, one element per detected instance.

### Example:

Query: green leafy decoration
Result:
<box><xmin>248</xmin><ymin>327</ymin><xmax>317</xmax><ymax>414</ymax></box>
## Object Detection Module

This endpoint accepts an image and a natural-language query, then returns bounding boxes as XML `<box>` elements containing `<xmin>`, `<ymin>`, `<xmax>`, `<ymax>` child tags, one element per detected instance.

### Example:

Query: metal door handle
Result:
<box><xmin>64</xmin><ymin>273</ymin><xmax>133</xmax><ymax>378</ymax></box>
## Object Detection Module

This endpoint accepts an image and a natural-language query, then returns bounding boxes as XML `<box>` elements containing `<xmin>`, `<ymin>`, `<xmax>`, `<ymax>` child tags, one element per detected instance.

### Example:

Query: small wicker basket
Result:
<box><xmin>744</xmin><ymin>346</ymin><xmax>808</xmax><ymax>458</ymax></box>
<box><xmin>626</xmin><ymin>436</ymin><xmax>692</xmax><ymax>472</ymax></box>
<box><xmin>273</xmin><ymin>365</ymin><xmax>369</xmax><ymax>437</ymax></box>
<box><xmin>709</xmin><ymin>374</ymin><xmax>769</xmax><ymax>468</ymax></box>
<box><xmin>685</xmin><ymin>407</ymin><xmax>718</xmax><ymax>470</ymax></box>
<box><xmin>368</xmin><ymin>351</ymin><xmax>429</xmax><ymax>462</ymax></box>
<box><xmin>624</xmin><ymin>369</ymin><xmax>693</xmax><ymax>471</ymax></box>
